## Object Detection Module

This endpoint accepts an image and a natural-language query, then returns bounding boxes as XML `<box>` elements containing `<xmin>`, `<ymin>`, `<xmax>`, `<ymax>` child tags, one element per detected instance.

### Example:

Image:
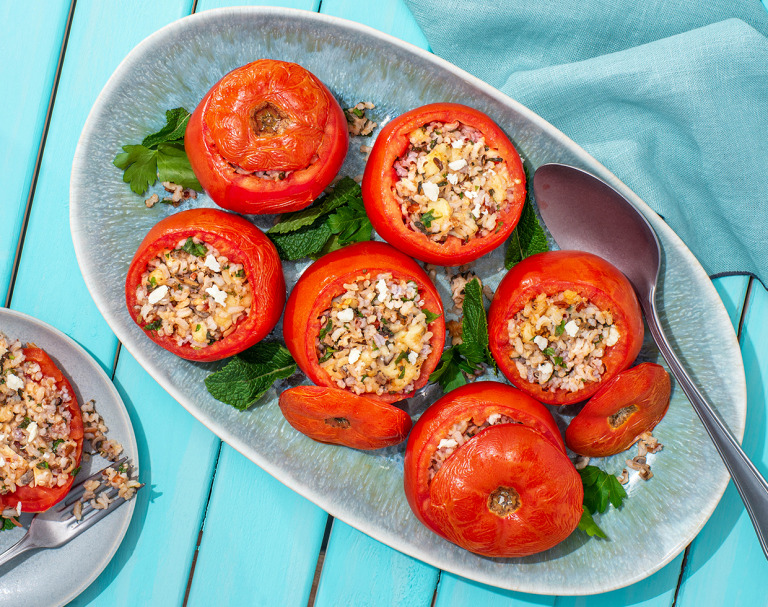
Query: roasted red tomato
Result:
<box><xmin>362</xmin><ymin>102</ymin><xmax>526</xmax><ymax>265</ymax></box>
<box><xmin>488</xmin><ymin>250</ymin><xmax>644</xmax><ymax>406</ymax></box>
<box><xmin>125</xmin><ymin>208</ymin><xmax>285</xmax><ymax>362</ymax></box>
<box><xmin>283</xmin><ymin>241</ymin><xmax>445</xmax><ymax>404</ymax></box>
<box><xmin>566</xmin><ymin>362</ymin><xmax>671</xmax><ymax>457</ymax></box>
<box><xmin>0</xmin><ymin>347</ymin><xmax>84</xmax><ymax>513</ymax></box>
<box><xmin>278</xmin><ymin>385</ymin><xmax>412</xmax><ymax>450</ymax></box>
<box><xmin>403</xmin><ymin>382</ymin><xmax>581</xmax><ymax>557</ymax></box>
<box><xmin>185</xmin><ymin>59</ymin><xmax>349</xmax><ymax>214</ymax></box>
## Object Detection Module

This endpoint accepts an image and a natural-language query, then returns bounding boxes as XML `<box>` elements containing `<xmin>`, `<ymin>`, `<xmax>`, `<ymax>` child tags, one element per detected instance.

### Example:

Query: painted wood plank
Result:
<box><xmin>435</xmin><ymin>573</ymin><xmax>555</xmax><ymax>607</ymax></box>
<box><xmin>69</xmin><ymin>350</ymin><xmax>220</xmax><ymax>606</ymax></box>
<box><xmin>187</xmin><ymin>444</ymin><xmax>328</xmax><ymax>607</ymax></box>
<box><xmin>9</xmin><ymin>0</ymin><xmax>193</xmax><ymax>373</ymax></box>
<box><xmin>0</xmin><ymin>2</ymin><xmax>70</xmax><ymax>303</ymax></box>
<box><xmin>314</xmin><ymin>521</ymin><xmax>440</xmax><ymax>607</ymax></box>
<box><xmin>675</xmin><ymin>279</ymin><xmax>768</xmax><ymax>607</ymax></box>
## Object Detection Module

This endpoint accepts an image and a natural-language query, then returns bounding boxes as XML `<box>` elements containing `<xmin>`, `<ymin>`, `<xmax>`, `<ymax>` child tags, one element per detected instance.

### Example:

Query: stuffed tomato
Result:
<box><xmin>488</xmin><ymin>250</ymin><xmax>644</xmax><ymax>406</ymax></box>
<box><xmin>185</xmin><ymin>59</ymin><xmax>348</xmax><ymax>214</ymax></box>
<box><xmin>566</xmin><ymin>362</ymin><xmax>671</xmax><ymax>457</ymax></box>
<box><xmin>403</xmin><ymin>382</ymin><xmax>582</xmax><ymax>558</ymax></box>
<box><xmin>362</xmin><ymin>103</ymin><xmax>526</xmax><ymax>265</ymax></box>
<box><xmin>278</xmin><ymin>385</ymin><xmax>412</xmax><ymax>450</ymax></box>
<box><xmin>283</xmin><ymin>241</ymin><xmax>445</xmax><ymax>404</ymax></box>
<box><xmin>0</xmin><ymin>340</ymin><xmax>84</xmax><ymax>513</ymax></box>
<box><xmin>125</xmin><ymin>208</ymin><xmax>285</xmax><ymax>362</ymax></box>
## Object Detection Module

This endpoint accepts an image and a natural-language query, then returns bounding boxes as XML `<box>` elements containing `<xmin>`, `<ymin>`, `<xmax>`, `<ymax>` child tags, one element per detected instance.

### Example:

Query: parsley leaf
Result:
<box><xmin>114</xmin><ymin>145</ymin><xmax>158</xmax><ymax>195</ymax></box>
<box><xmin>577</xmin><ymin>506</ymin><xmax>607</xmax><ymax>539</ymax></box>
<box><xmin>205</xmin><ymin>341</ymin><xmax>297</xmax><ymax>411</ymax></box>
<box><xmin>421</xmin><ymin>209</ymin><xmax>440</xmax><ymax>228</ymax></box>
<box><xmin>504</xmin><ymin>198</ymin><xmax>549</xmax><ymax>270</ymax></box>
<box><xmin>156</xmin><ymin>142</ymin><xmax>201</xmax><ymax>191</ymax></box>
<box><xmin>555</xmin><ymin>318</ymin><xmax>566</xmax><ymax>336</ymax></box>
<box><xmin>182</xmin><ymin>239</ymin><xmax>208</xmax><ymax>257</ymax></box>
<box><xmin>326</xmin><ymin>197</ymin><xmax>373</xmax><ymax>248</ymax></box>
<box><xmin>1</xmin><ymin>517</ymin><xmax>19</xmax><ymax>532</ymax></box>
<box><xmin>579</xmin><ymin>465</ymin><xmax>627</xmax><ymax>515</ymax></box>
<box><xmin>143</xmin><ymin>320</ymin><xmax>162</xmax><ymax>331</ymax></box>
<box><xmin>423</xmin><ymin>310</ymin><xmax>441</xmax><ymax>324</ymax></box>
<box><xmin>429</xmin><ymin>348</ymin><xmax>470</xmax><ymax>393</ymax></box>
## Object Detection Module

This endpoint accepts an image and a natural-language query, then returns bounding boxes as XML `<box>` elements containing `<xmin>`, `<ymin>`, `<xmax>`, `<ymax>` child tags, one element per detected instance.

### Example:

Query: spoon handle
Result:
<box><xmin>643</xmin><ymin>293</ymin><xmax>768</xmax><ymax>559</ymax></box>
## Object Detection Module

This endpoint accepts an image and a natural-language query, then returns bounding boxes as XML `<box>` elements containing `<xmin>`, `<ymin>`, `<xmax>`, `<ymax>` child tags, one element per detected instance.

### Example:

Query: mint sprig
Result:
<box><xmin>267</xmin><ymin>178</ymin><xmax>373</xmax><ymax>260</ymax></box>
<box><xmin>504</xmin><ymin>197</ymin><xmax>549</xmax><ymax>269</ymax></box>
<box><xmin>577</xmin><ymin>465</ymin><xmax>628</xmax><ymax>539</ymax></box>
<box><xmin>205</xmin><ymin>342</ymin><xmax>297</xmax><ymax>411</ymax></box>
<box><xmin>114</xmin><ymin>107</ymin><xmax>201</xmax><ymax>195</ymax></box>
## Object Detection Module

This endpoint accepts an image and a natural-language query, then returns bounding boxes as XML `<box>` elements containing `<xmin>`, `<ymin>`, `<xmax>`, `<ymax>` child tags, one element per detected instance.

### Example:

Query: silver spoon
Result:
<box><xmin>533</xmin><ymin>162</ymin><xmax>768</xmax><ymax>559</ymax></box>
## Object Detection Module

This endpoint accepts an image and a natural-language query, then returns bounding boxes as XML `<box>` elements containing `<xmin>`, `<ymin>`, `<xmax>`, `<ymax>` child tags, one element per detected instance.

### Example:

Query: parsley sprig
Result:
<box><xmin>267</xmin><ymin>177</ymin><xmax>373</xmax><ymax>260</ymax></box>
<box><xmin>205</xmin><ymin>341</ymin><xmax>297</xmax><ymax>411</ymax></box>
<box><xmin>429</xmin><ymin>279</ymin><xmax>496</xmax><ymax>393</ymax></box>
<box><xmin>113</xmin><ymin>107</ymin><xmax>202</xmax><ymax>195</ymax></box>
<box><xmin>577</xmin><ymin>465</ymin><xmax>628</xmax><ymax>539</ymax></box>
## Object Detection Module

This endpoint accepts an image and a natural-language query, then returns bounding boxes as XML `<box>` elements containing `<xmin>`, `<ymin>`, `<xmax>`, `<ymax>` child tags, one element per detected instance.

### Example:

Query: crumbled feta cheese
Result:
<box><xmin>205</xmin><ymin>284</ymin><xmax>227</xmax><ymax>306</ymax></box>
<box><xmin>147</xmin><ymin>284</ymin><xmax>169</xmax><ymax>305</ymax></box>
<box><xmin>537</xmin><ymin>362</ymin><xmax>554</xmax><ymax>382</ymax></box>
<box><xmin>376</xmin><ymin>279</ymin><xmax>389</xmax><ymax>301</ymax></box>
<box><xmin>0</xmin><ymin>455</ymin><xmax>5</xmax><ymax>467</ymax></box>
<box><xmin>464</xmin><ymin>190</ymin><xmax>478</xmax><ymax>200</ymax></box>
<box><xmin>446</xmin><ymin>173</ymin><xmax>459</xmax><ymax>185</ymax></box>
<box><xmin>606</xmin><ymin>326</ymin><xmax>620</xmax><ymax>346</ymax></box>
<box><xmin>422</xmin><ymin>181</ymin><xmax>439</xmax><ymax>202</ymax></box>
<box><xmin>438</xmin><ymin>438</ymin><xmax>458</xmax><ymax>449</ymax></box>
<box><xmin>471</xmin><ymin>201</ymin><xmax>482</xmax><ymax>219</ymax></box>
<box><xmin>533</xmin><ymin>335</ymin><xmax>548</xmax><ymax>350</ymax></box>
<box><xmin>564</xmin><ymin>320</ymin><xmax>579</xmax><ymax>337</ymax></box>
<box><xmin>204</xmin><ymin>254</ymin><xmax>221</xmax><ymax>272</ymax></box>
<box><xmin>407</xmin><ymin>351</ymin><xmax>418</xmax><ymax>365</ymax></box>
<box><xmin>26</xmin><ymin>422</ymin><xmax>38</xmax><ymax>443</ymax></box>
<box><xmin>451</xmin><ymin>139</ymin><xmax>465</xmax><ymax>149</ymax></box>
<box><xmin>336</xmin><ymin>308</ymin><xmax>355</xmax><ymax>322</ymax></box>
<box><xmin>448</xmin><ymin>159</ymin><xmax>467</xmax><ymax>171</ymax></box>
<box><xmin>348</xmin><ymin>348</ymin><xmax>361</xmax><ymax>364</ymax></box>
<box><xmin>5</xmin><ymin>373</ymin><xmax>23</xmax><ymax>391</ymax></box>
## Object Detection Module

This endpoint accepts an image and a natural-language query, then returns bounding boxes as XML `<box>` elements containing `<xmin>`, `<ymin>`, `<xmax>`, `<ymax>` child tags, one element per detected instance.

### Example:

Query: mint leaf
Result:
<box><xmin>142</xmin><ymin>108</ymin><xmax>191</xmax><ymax>149</ymax></box>
<box><xmin>579</xmin><ymin>465</ymin><xmax>627</xmax><ymax>515</ymax></box>
<box><xmin>505</xmin><ymin>199</ymin><xmax>549</xmax><ymax>269</ymax></box>
<box><xmin>1</xmin><ymin>517</ymin><xmax>18</xmax><ymax>532</ymax></box>
<box><xmin>578</xmin><ymin>506</ymin><xmax>607</xmax><ymax>539</ymax></box>
<box><xmin>270</xmin><ymin>222</ymin><xmax>333</xmax><ymax>261</ymax></box>
<box><xmin>157</xmin><ymin>142</ymin><xmax>201</xmax><ymax>191</ymax></box>
<box><xmin>114</xmin><ymin>145</ymin><xmax>158</xmax><ymax>195</ymax></box>
<box><xmin>456</xmin><ymin>279</ymin><xmax>492</xmax><ymax>367</ymax></box>
<box><xmin>268</xmin><ymin>177</ymin><xmax>360</xmax><ymax>235</ymax></box>
<box><xmin>205</xmin><ymin>342</ymin><xmax>297</xmax><ymax>411</ymax></box>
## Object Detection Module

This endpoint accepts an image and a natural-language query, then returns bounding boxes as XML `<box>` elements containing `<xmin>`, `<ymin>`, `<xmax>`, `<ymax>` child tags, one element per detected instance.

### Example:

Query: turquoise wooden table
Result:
<box><xmin>2</xmin><ymin>1</ymin><xmax>768</xmax><ymax>605</ymax></box>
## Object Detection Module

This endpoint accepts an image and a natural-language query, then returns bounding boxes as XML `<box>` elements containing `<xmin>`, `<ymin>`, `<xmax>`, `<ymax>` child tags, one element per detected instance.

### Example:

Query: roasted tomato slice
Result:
<box><xmin>0</xmin><ymin>347</ymin><xmax>84</xmax><ymax>513</ymax></box>
<box><xmin>362</xmin><ymin>102</ymin><xmax>526</xmax><ymax>265</ymax></box>
<box><xmin>566</xmin><ymin>362</ymin><xmax>671</xmax><ymax>457</ymax></box>
<box><xmin>125</xmin><ymin>208</ymin><xmax>285</xmax><ymax>362</ymax></box>
<box><xmin>278</xmin><ymin>385</ymin><xmax>412</xmax><ymax>450</ymax></box>
<box><xmin>488</xmin><ymin>250</ymin><xmax>644</xmax><ymax>406</ymax></box>
<box><xmin>185</xmin><ymin>59</ymin><xmax>348</xmax><ymax>214</ymax></box>
<box><xmin>403</xmin><ymin>382</ymin><xmax>581</xmax><ymax>557</ymax></box>
<box><xmin>283</xmin><ymin>241</ymin><xmax>445</xmax><ymax>404</ymax></box>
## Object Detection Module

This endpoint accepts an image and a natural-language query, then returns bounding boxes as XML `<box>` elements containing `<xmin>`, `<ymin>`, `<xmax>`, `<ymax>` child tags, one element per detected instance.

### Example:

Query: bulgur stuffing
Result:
<box><xmin>73</xmin><ymin>462</ymin><xmax>141</xmax><ymax>521</ymax></box>
<box><xmin>144</xmin><ymin>181</ymin><xmax>197</xmax><ymax>208</ymax></box>
<box><xmin>0</xmin><ymin>334</ymin><xmax>79</xmax><ymax>507</ymax></box>
<box><xmin>448</xmin><ymin>270</ymin><xmax>482</xmax><ymax>314</ymax></box>
<box><xmin>345</xmin><ymin>101</ymin><xmax>377</xmax><ymax>136</ymax></box>
<box><xmin>428</xmin><ymin>414</ymin><xmax>518</xmax><ymax>480</ymax></box>
<box><xmin>134</xmin><ymin>237</ymin><xmax>252</xmax><ymax>348</ymax></box>
<box><xmin>393</xmin><ymin>121</ymin><xmax>523</xmax><ymax>244</ymax></box>
<box><xmin>507</xmin><ymin>290</ymin><xmax>620</xmax><ymax>393</ymax></box>
<box><xmin>316</xmin><ymin>273</ymin><xmax>435</xmax><ymax>396</ymax></box>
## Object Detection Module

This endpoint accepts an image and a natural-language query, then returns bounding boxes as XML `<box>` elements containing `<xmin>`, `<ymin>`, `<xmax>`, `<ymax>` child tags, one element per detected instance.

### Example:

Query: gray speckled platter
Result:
<box><xmin>0</xmin><ymin>308</ymin><xmax>138</xmax><ymax>607</ymax></box>
<box><xmin>69</xmin><ymin>7</ymin><xmax>745</xmax><ymax>595</ymax></box>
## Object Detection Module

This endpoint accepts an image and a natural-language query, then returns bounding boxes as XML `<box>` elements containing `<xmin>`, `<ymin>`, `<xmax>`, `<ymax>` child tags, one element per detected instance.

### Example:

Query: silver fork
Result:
<box><xmin>0</xmin><ymin>457</ymin><xmax>139</xmax><ymax>568</ymax></box>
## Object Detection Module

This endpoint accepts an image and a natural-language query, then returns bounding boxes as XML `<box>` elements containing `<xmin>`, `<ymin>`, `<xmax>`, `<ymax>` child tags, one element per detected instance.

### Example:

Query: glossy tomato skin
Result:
<box><xmin>125</xmin><ymin>208</ymin><xmax>285</xmax><ymax>362</ymax></box>
<box><xmin>278</xmin><ymin>385</ymin><xmax>412</xmax><ymax>450</ymax></box>
<box><xmin>185</xmin><ymin>59</ymin><xmax>348</xmax><ymax>214</ymax></box>
<box><xmin>0</xmin><ymin>347</ymin><xmax>84</xmax><ymax>513</ymax></box>
<box><xmin>283</xmin><ymin>241</ymin><xmax>445</xmax><ymax>404</ymax></box>
<box><xmin>488</xmin><ymin>250</ymin><xmax>644</xmax><ymax>406</ymax></box>
<box><xmin>362</xmin><ymin>103</ymin><xmax>526</xmax><ymax>265</ymax></box>
<box><xmin>403</xmin><ymin>382</ymin><xmax>581</xmax><ymax>557</ymax></box>
<box><xmin>566</xmin><ymin>362</ymin><xmax>671</xmax><ymax>457</ymax></box>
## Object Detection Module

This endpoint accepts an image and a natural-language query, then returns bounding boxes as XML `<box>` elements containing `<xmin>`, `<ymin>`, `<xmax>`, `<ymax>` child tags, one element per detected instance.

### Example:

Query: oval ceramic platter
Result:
<box><xmin>0</xmin><ymin>308</ymin><xmax>139</xmax><ymax>607</ymax></box>
<box><xmin>70</xmin><ymin>7</ymin><xmax>745</xmax><ymax>595</ymax></box>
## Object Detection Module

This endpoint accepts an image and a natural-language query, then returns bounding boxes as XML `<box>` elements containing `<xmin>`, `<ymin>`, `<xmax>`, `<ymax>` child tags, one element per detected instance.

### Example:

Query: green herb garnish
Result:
<box><xmin>71</xmin><ymin>466</ymin><xmax>81</xmax><ymax>477</ymax></box>
<box><xmin>398</xmin><ymin>366</ymin><xmax>406</xmax><ymax>379</ymax></box>
<box><xmin>423</xmin><ymin>310</ymin><xmax>441</xmax><ymax>324</ymax></box>
<box><xmin>577</xmin><ymin>507</ymin><xmax>607</xmax><ymax>539</ymax></box>
<box><xmin>143</xmin><ymin>320</ymin><xmax>162</xmax><ymax>331</ymax></box>
<box><xmin>543</xmin><ymin>347</ymin><xmax>556</xmax><ymax>357</ymax></box>
<box><xmin>318</xmin><ymin>319</ymin><xmax>333</xmax><ymax>340</ymax></box>
<box><xmin>577</xmin><ymin>465</ymin><xmax>627</xmax><ymax>539</ymax></box>
<box><xmin>19</xmin><ymin>417</ymin><xmax>31</xmax><ymax>429</ymax></box>
<box><xmin>182</xmin><ymin>239</ymin><xmax>208</xmax><ymax>257</ymax></box>
<box><xmin>37</xmin><ymin>461</ymin><xmax>49</xmax><ymax>469</ymax></box>
<box><xmin>420</xmin><ymin>209</ymin><xmax>441</xmax><ymax>229</ymax></box>
<box><xmin>504</xmin><ymin>172</ymin><xmax>549</xmax><ymax>269</ymax></box>
<box><xmin>1</xmin><ymin>518</ymin><xmax>19</xmax><ymax>532</ymax></box>
<box><xmin>555</xmin><ymin>319</ymin><xmax>567</xmax><ymax>336</ymax></box>
<box><xmin>51</xmin><ymin>438</ymin><xmax>64</xmax><ymax>452</ymax></box>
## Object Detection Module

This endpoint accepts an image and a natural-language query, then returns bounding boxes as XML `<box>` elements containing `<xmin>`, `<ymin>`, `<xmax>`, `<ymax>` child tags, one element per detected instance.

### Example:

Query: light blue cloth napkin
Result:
<box><xmin>405</xmin><ymin>0</ymin><xmax>768</xmax><ymax>286</ymax></box>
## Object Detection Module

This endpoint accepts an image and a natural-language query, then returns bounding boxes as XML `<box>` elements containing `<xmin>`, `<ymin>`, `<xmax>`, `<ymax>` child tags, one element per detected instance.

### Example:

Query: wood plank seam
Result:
<box><xmin>308</xmin><ymin>515</ymin><xmax>335</xmax><ymax>607</ymax></box>
<box><xmin>5</xmin><ymin>0</ymin><xmax>77</xmax><ymax>309</ymax></box>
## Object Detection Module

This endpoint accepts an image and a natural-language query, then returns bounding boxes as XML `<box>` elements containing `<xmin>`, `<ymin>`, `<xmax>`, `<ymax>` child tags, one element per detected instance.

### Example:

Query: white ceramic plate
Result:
<box><xmin>0</xmin><ymin>308</ymin><xmax>138</xmax><ymax>607</ymax></box>
<box><xmin>70</xmin><ymin>7</ymin><xmax>745</xmax><ymax>595</ymax></box>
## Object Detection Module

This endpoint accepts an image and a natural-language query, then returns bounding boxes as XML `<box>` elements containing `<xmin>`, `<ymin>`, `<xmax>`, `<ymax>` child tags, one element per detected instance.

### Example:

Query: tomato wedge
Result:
<box><xmin>283</xmin><ymin>241</ymin><xmax>445</xmax><ymax>404</ymax></box>
<box><xmin>403</xmin><ymin>382</ymin><xmax>581</xmax><ymax>557</ymax></box>
<box><xmin>185</xmin><ymin>59</ymin><xmax>348</xmax><ymax>214</ymax></box>
<box><xmin>566</xmin><ymin>362</ymin><xmax>671</xmax><ymax>457</ymax></box>
<box><xmin>488</xmin><ymin>250</ymin><xmax>644</xmax><ymax>405</ymax></box>
<box><xmin>362</xmin><ymin>102</ymin><xmax>526</xmax><ymax>265</ymax></box>
<box><xmin>125</xmin><ymin>208</ymin><xmax>285</xmax><ymax>362</ymax></box>
<box><xmin>0</xmin><ymin>347</ymin><xmax>84</xmax><ymax>513</ymax></box>
<box><xmin>278</xmin><ymin>385</ymin><xmax>412</xmax><ymax>450</ymax></box>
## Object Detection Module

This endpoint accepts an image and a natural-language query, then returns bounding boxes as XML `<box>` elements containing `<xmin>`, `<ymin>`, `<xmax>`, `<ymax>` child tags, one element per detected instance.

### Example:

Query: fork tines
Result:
<box><xmin>57</xmin><ymin>456</ymin><xmax>130</xmax><ymax>511</ymax></box>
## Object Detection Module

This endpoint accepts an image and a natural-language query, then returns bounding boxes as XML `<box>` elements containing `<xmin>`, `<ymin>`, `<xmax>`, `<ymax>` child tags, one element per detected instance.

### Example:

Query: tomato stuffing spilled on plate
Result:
<box><xmin>185</xmin><ymin>59</ymin><xmax>349</xmax><ymax>214</ymax></box>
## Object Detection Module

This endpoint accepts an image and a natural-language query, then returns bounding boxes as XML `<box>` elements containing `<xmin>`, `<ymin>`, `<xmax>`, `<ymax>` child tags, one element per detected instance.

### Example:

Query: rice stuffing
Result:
<box><xmin>316</xmin><ymin>273</ymin><xmax>435</xmax><ymax>396</ymax></box>
<box><xmin>507</xmin><ymin>290</ymin><xmax>620</xmax><ymax>392</ymax></box>
<box><xmin>393</xmin><ymin>121</ymin><xmax>523</xmax><ymax>243</ymax></box>
<box><xmin>134</xmin><ymin>237</ymin><xmax>252</xmax><ymax>348</ymax></box>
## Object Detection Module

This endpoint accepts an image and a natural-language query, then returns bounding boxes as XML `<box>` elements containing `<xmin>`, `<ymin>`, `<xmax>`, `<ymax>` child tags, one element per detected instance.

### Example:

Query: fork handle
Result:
<box><xmin>0</xmin><ymin>531</ymin><xmax>37</xmax><ymax>568</ymax></box>
<box><xmin>643</xmin><ymin>294</ymin><xmax>768</xmax><ymax>560</ymax></box>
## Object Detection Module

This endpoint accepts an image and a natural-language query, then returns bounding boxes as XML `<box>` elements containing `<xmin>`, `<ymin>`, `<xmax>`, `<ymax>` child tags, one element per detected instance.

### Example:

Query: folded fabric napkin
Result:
<box><xmin>405</xmin><ymin>0</ymin><xmax>768</xmax><ymax>287</ymax></box>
